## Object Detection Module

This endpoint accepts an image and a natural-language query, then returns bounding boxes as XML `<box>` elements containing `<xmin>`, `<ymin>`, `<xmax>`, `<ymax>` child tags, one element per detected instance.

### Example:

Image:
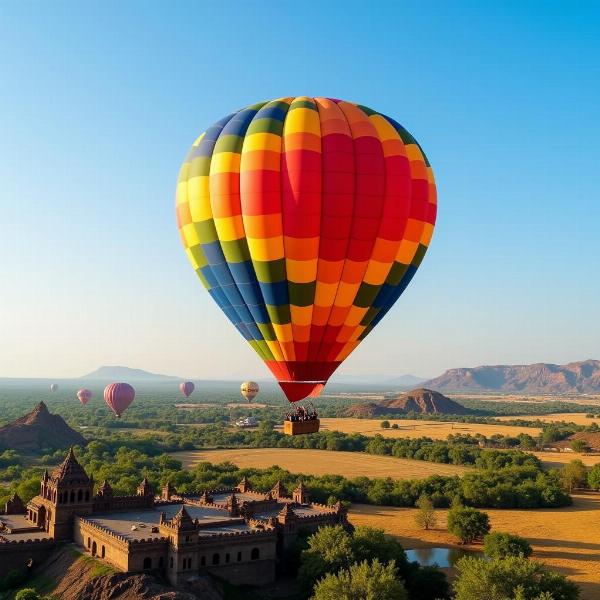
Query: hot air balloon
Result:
<box><xmin>176</xmin><ymin>97</ymin><xmax>436</xmax><ymax>431</ymax></box>
<box><xmin>50</xmin><ymin>384</ymin><xmax>58</xmax><ymax>392</ymax></box>
<box><xmin>77</xmin><ymin>388</ymin><xmax>92</xmax><ymax>406</ymax></box>
<box><xmin>307</xmin><ymin>384</ymin><xmax>324</xmax><ymax>399</ymax></box>
<box><xmin>240</xmin><ymin>381</ymin><xmax>259</xmax><ymax>403</ymax></box>
<box><xmin>103</xmin><ymin>383</ymin><xmax>135</xmax><ymax>418</ymax></box>
<box><xmin>180</xmin><ymin>381</ymin><xmax>195</xmax><ymax>398</ymax></box>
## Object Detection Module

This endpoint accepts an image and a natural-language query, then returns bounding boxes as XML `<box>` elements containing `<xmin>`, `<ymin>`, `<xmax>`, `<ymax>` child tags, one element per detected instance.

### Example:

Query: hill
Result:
<box><xmin>424</xmin><ymin>360</ymin><xmax>600</xmax><ymax>394</ymax></box>
<box><xmin>0</xmin><ymin>402</ymin><xmax>85</xmax><ymax>451</ymax></box>
<box><xmin>345</xmin><ymin>388</ymin><xmax>472</xmax><ymax>417</ymax></box>
<box><xmin>81</xmin><ymin>365</ymin><xmax>180</xmax><ymax>381</ymax></box>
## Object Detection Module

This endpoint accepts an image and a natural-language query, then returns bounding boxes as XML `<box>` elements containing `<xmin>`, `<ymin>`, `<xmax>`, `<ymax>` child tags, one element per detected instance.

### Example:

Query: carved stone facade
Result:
<box><xmin>0</xmin><ymin>449</ymin><xmax>349</xmax><ymax>588</ymax></box>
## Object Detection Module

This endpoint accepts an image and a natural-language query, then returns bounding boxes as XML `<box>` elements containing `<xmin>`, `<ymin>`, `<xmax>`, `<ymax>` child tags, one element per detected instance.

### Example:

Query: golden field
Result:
<box><xmin>319</xmin><ymin>417</ymin><xmax>542</xmax><ymax>440</ymax></box>
<box><xmin>498</xmin><ymin>412</ymin><xmax>600</xmax><ymax>425</ymax></box>
<box><xmin>172</xmin><ymin>448</ymin><xmax>470</xmax><ymax>479</ymax></box>
<box><xmin>533</xmin><ymin>451</ymin><xmax>600</xmax><ymax>469</ymax></box>
<box><xmin>350</xmin><ymin>492</ymin><xmax>600</xmax><ymax>600</ymax></box>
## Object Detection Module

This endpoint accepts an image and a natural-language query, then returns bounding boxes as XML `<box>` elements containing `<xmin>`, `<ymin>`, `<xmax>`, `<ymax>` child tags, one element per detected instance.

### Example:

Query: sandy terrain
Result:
<box><xmin>172</xmin><ymin>448</ymin><xmax>470</xmax><ymax>479</ymax></box>
<box><xmin>350</xmin><ymin>492</ymin><xmax>600</xmax><ymax>599</ymax></box>
<box><xmin>320</xmin><ymin>417</ymin><xmax>541</xmax><ymax>440</ymax></box>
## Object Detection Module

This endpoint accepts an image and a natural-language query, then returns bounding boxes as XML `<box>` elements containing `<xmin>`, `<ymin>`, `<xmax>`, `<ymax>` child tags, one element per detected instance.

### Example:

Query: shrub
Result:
<box><xmin>312</xmin><ymin>559</ymin><xmax>407</xmax><ymax>600</ymax></box>
<box><xmin>447</xmin><ymin>506</ymin><xmax>491</xmax><ymax>544</ymax></box>
<box><xmin>453</xmin><ymin>555</ymin><xmax>580</xmax><ymax>600</ymax></box>
<box><xmin>414</xmin><ymin>495</ymin><xmax>437</xmax><ymax>530</ymax></box>
<box><xmin>380</xmin><ymin>420</ymin><xmax>391</xmax><ymax>429</ymax></box>
<box><xmin>483</xmin><ymin>532</ymin><xmax>532</xmax><ymax>559</ymax></box>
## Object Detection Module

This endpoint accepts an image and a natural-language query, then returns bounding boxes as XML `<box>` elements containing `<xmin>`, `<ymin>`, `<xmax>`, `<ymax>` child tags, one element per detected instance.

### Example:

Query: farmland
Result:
<box><xmin>172</xmin><ymin>447</ymin><xmax>471</xmax><ymax>479</ymax></box>
<box><xmin>319</xmin><ymin>417</ymin><xmax>542</xmax><ymax>440</ymax></box>
<box><xmin>350</xmin><ymin>492</ymin><xmax>600</xmax><ymax>600</ymax></box>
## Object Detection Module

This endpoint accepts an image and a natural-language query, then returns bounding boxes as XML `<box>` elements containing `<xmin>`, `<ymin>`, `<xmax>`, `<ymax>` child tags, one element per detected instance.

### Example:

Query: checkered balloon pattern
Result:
<box><xmin>176</xmin><ymin>97</ymin><xmax>437</xmax><ymax>402</ymax></box>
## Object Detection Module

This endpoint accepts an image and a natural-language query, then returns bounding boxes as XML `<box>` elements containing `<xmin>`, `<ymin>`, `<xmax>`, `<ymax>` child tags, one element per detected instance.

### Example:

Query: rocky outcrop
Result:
<box><xmin>424</xmin><ymin>360</ymin><xmax>600</xmax><ymax>394</ymax></box>
<box><xmin>0</xmin><ymin>401</ymin><xmax>85</xmax><ymax>451</ymax></box>
<box><xmin>33</xmin><ymin>546</ymin><xmax>223</xmax><ymax>600</ymax></box>
<box><xmin>345</xmin><ymin>388</ymin><xmax>472</xmax><ymax>417</ymax></box>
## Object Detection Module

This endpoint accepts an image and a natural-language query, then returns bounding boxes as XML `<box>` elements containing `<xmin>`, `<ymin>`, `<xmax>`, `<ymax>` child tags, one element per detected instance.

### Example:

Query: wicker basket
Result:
<box><xmin>283</xmin><ymin>419</ymin><xmax>320</xmax><ymax>436</ymax></box>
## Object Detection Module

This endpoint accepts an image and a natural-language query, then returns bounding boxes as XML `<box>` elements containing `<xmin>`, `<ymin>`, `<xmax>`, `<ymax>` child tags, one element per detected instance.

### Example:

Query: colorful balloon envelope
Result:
<box><xmin>103</xmin><ymin>382</ymin><xmax>135</xmax><ymax>417</ymax></box>
<box><xmin>180</xmin><ymin>381</ymin><xmax>195</xmax><ymax>398</ymax></box>
<box><xmin>240</xmin><ymin>381</ymin><xmax>259</xmax><ymax>402</ymax></box>
<box><xmin>77</xmin><ymin>388</ymin><xmax>92</xmax><ymax>406</ymax></box>
<box><xmin>176</xmin><ymin>97</ymin><xmax>436</xmax><ymax>403</ymax></box>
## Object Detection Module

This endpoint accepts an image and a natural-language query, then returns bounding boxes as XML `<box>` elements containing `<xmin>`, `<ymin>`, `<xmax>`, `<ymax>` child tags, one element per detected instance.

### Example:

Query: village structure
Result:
<box><xmin>0</xmin><ymin>448</ymin><xmax>348</xmax><ymax>586</ymax></box>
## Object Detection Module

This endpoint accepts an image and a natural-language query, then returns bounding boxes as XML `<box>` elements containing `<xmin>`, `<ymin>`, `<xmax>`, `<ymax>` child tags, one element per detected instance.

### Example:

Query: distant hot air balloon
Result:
<box><xmin>50</xmin><ymin>384</ymin><xmax>58</xmax><ymax>392</ymax></box>
<box><xmin>176</xmin><ymin>97</ymin><xmax>436</xmax><ymax>405</ymax></box>
<box><xmin>77</xmin><ymin>388</ymin><xmax>92</xmax><ymax>406</ymax></box>
<box><xmin>180</xmin><ymin>381</ymin><xmax>195</xmax><ymax>398</ymax></box>
<box><xmin>240</xmin><ymin>381</ymin><xmax>259</xmax><ymax>403</ymax></box>
<box><xmin>103</xmin><ymin>383</ymin><xmax>135</xmax><ymax>418</ymax></box>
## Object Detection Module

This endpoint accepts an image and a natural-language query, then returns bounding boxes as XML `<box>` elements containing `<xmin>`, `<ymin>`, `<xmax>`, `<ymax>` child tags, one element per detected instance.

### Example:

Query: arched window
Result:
<box><xmin>101</xmin><ymin>545</ymin><xmax>106</xmax><ymax>558</ymax></box>
<box><xmin>78</xmin><ymin>490</ymin><xmax>83</xmax><ymax>501</ymax></box>
<box><xmin>92</xmin><ymin>541</ymin><xmax>97</xmax><ymax>557</ymax></box>
<box><xmin>87</xmin><ymin>537</ymin><xmax>91</xmax><ymax>548</ymax></box>
<box><xmin>70</xmin><ymin>491</ymin><xmax>75</xmax><ymax>503</ymax></box>
<box><xmin>251</xmin><ymin>547</ymin><xmax>260</xmax><ymax>560</ymax></box>
<box><xmin>212</xmin><ymin>553</ymin><xmax>220</xmax><ymax>565</ymax></box>
<box><xmin>143</xmin><ymin>557</ymin><xmax>152</xmax><ymax>570</ymax></box>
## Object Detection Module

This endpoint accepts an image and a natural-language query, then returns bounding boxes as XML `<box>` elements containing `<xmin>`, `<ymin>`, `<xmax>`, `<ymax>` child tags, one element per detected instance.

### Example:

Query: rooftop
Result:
<box><xmin>86</xmin><ymin>503</ymin><xmax>242</xmax><ymax>541</ymax></box>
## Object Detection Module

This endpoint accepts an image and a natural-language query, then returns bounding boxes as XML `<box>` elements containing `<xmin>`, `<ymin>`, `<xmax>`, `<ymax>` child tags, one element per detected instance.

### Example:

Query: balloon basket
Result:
<box><xmin>283</xmin><ymin>419</ymin><xmax>320</xmax><ymax>436</ymax></box>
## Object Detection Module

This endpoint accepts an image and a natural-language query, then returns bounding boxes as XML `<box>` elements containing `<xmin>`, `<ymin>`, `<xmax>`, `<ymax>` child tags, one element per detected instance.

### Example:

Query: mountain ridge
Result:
<box><xmin>81</xmin><ymin>365</ymin><xmax>181</xmax><ymax>381</ymax></box>
<box><xmin>424</xmin><ymin>359</ymin><xmax>600</xmax><ymax>394</ymax></box>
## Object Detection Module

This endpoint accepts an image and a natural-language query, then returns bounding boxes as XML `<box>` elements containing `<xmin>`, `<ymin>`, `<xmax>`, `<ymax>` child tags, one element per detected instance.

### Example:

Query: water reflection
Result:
<box><xmin>406</xmin><ymin>547</ymin><xmax>481</xmax><ymax>568</ymax></box>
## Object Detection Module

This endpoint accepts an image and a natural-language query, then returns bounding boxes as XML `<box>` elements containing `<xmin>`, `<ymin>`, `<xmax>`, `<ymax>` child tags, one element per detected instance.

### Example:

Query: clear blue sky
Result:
<box><xmin>1</xmin><ymin>1</ymin><xmax>598</xmax><ymax>380</ymax></box>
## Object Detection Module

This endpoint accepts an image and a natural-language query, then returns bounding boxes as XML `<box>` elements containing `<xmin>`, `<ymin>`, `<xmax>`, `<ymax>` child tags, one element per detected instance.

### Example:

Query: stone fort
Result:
<box><xmin>0</xmin><ymin>448</ymin><xmax>347</xmax><ymax>586</ymax></box>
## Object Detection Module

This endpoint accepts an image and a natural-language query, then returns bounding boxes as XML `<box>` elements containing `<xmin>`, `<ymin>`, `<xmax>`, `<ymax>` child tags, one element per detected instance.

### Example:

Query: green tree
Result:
<box><xmin>15</xmin><ymin>590</ymin><xmax>41</xmax><ymax>600</ymax></box>
<box><xmin>414</xmin><ymin>495</ymin><xmax>437</xmax><ymax>530</ymax></box>
<box><xmin>570</xmin><ymin>440</ymin><xmax>589</xmax><ymax>453</ymax></box>
<box><xmin>483</xmin><ymin>532</ymin><xmax>532</xmax><ymax>559</ymax></box>
<box><xmin>447</xmin><ymin>506</ymin><xmax>491</xmax><ymax>544</ymax></box>
<box><xmin>560</xmin><ymin>460</ymin><xmax>587</xmax><ymax>492</ymax></box>
<box><xmin>380</xmin><ymin>420</ymin><xmax>391</xmax><ymax>429</ymax></box>
<box><xmin>311</xmin><ymin>559</ymin><xmax>407</xmax><ymax>600</ymax></box>
<box><xmin>587</xmin><ymin>463</ymin><xmax>600</xmax><ymax>490</ymax></box>
<box><xmin>453</xmin><ymin>555</ymin><xmax>579</xmax><ymax>600</ymax></box>
<box><xmin>351</xmin><ymin>526</ymin><xmax>408</xmax><ymax>567</ymax></box>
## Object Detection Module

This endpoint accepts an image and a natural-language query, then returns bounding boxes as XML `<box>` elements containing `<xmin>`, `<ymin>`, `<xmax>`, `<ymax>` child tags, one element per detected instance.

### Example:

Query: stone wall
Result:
<box><xmin>0</xmin><ymin>538</ymin><xmax>55</xmax><ymax>579</ymax></box>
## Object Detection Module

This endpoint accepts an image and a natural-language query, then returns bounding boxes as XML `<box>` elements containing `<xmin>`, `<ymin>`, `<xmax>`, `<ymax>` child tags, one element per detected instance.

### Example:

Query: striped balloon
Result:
<box><xmin>176</xmin><ymin>97</ymin><xmax>436</xmax><ymax>403</ymax></box>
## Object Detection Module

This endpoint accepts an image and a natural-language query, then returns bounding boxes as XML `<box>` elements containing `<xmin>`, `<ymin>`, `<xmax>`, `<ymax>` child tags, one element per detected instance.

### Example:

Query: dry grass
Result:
<box><xmin>320</xmin><ymin>417</ymin><xmax>541</xmax><ymax>440</ymax></box>
<box><xmin>350</xmin><ymin>492</ymin><xmax>600</xmax><ymax>600</ymax></box>
<box><xmin>172</xmin><ymin>448</ymin><xmax>470</xmax><ymax>479</ymax></box>
<box><xmin>497</xmin><ymin>412</ymin><xmax>600</xmax><ymax>425</ymax></box>
<box><xmin>532</xmin><ymin>451</ymin><xmax>600</xmax><ymax>469</ymax></box>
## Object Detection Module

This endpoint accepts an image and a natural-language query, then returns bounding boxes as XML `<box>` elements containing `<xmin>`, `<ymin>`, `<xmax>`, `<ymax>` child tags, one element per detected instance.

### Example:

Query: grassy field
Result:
<box><xmin>319</xmin><ymin>417</ymin><xmax>542</xmax><ymax>440</ymax></box>
<box><xmin>533</xmin><ymin>450</ymin><xmax>600</xmax><ymax>469</ymax></box>
<box><xmin>498</xmin><ymin>412</ymin><xmax>600</xmax><ymax>425</ymax></box>
<box><xmin>172</xmin><ymin>448</ymin><xmax>471</xmax><ymax>479</ymax></box>
<box><xmin>350</xmin><ymin>492</ymin><xmax>600</xmax><ymax>600</ymax></box>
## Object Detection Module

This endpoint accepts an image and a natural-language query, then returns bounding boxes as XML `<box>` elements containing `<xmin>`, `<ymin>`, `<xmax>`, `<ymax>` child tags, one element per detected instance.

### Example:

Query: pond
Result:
<box><xmin>406</xmin><ymin>547</ymin><xmax>482</xmax><ymax>568</ymax></box>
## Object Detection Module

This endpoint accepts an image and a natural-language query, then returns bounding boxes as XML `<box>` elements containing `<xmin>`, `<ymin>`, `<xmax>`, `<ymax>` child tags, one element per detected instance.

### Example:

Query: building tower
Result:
<box><xmin>292</xmin><ymin>482</ymin><xmax>309</xmax><ymax>505</ymax></box>
<box><xmin>270</xmin><ymin>481</ymin><xmax>288</xmax><ymax>499</ymax></box>
<box><xmin>27</xmin><ymin>447</ymin><xmax>94</xmax><ymax>539</ymax></box>
<box><xmin>159</xmin><ymin>505</ymin><xmax>198</xmax><ymax>585</ymax></box>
